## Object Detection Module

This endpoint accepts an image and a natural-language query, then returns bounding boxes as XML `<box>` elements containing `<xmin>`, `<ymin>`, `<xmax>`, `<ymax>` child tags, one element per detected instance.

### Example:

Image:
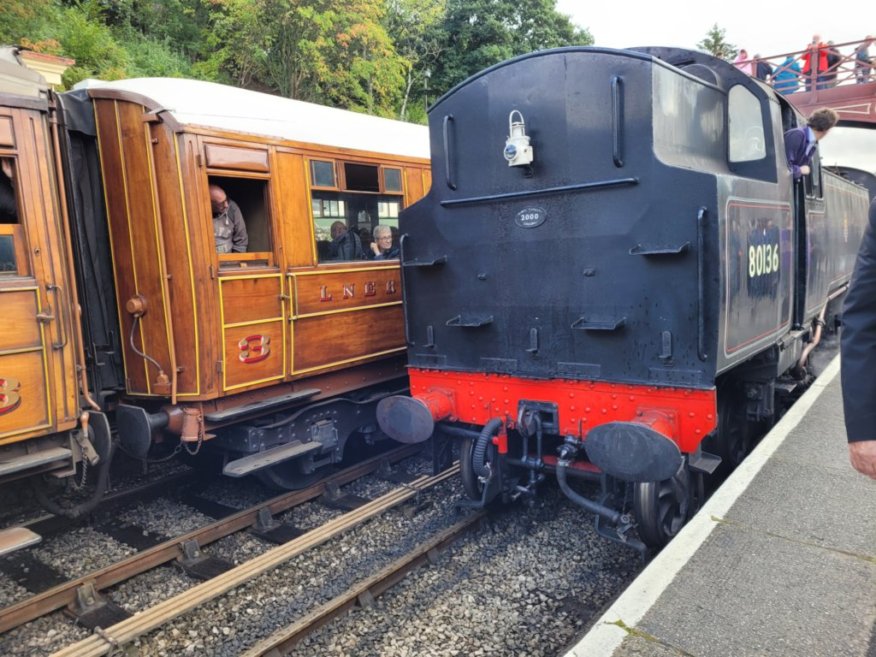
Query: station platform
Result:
<box><xmin>566</xmin><ymin>357</ymin><xmax>876</xmax><ymax>657</ymax></box>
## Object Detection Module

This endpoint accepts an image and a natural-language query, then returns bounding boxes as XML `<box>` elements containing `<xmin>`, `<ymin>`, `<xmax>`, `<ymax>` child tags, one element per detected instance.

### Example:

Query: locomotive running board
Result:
<box><xmin>222</xmin><ymin>440</ymin><xmax>322</xmax><ymax>478</ymax></box>
<box><xmin>204</xmin><ymin>388</ymin><xmax>321</xmax><ymax>424</ymax></box>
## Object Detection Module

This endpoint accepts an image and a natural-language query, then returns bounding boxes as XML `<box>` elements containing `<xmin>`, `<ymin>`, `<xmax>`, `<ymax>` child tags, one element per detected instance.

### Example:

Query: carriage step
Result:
<box><xmin>0</xmin><ymin>527</ymin><xmax>41</xmax><ymax>557</ymax></box>
<box><xmin>0</xmin><ymin>447</ymin><xmax>72</xmax><ymax>477</ymax></box>
<box><xmin>223</xmin><ymin>440</ymin><xmax>322</xmax><ymax>477</ymax></box>
<box><xmin>204</xmin><ymin>388</ymin><xmax>321</xmax><ymax>423</ymax></box>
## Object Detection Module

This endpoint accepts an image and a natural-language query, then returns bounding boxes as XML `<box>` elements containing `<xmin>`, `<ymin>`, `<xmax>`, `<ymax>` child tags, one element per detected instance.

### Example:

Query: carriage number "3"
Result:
<box><xmin>748</xmin><ymin>244</ymin><xmax>780</xmax><ymax>278</ymax></box>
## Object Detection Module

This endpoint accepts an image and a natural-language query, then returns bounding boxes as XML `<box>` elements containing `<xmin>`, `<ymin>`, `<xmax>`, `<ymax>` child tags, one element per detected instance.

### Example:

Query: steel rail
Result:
<box><xmin>50</xmin><ymin>463</ymin><xmax>460</xmax><ymax>657</ymax></box>
<box><xmin>0</xmin><ymin>445</ymin><xmax>422</xmax><ymax>634</ymax></box>
<box><xmin>242</xmin><ymin>509</ymin><xmax>486</xmax><ymax>657</ymax></box>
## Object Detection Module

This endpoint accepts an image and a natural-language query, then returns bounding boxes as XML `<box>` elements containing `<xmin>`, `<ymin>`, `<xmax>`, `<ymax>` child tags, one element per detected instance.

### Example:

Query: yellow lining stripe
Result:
<box><xmin>173</xmin><ymin>136</ymin><xmax>201</xmax><ymax>397</ymax></box>
<box><xmin>290</xmin><ymin>347</ymin><xmax>406</xmax><ymax>376</ymax></box>
<box><xmin>113</xmin><ymin>102</ymin><xmax>151</xmax><ymax>394</ymax></box>
<box><xmin>225</xmin><ymin>317</ymin><xmax>284</xmax><ymax>329</ymax></box>
<box><xmin>290</xmin><ymin>265</ymin><xmax>398</xmax><ymax>277</ymax></box>
<box><xmin>0</xmin><ymin>346</ymin><xmax>44</xmax><ymax>356</ymax></box>
<box><xmin>292</xmin><ymin>300</ymin><xmax>402</xmax><ymax>320</ymax></box>
<box><xmin>143</xmin><ymin>119</ymin><xmax>177</xmax><ymax>400</ymax></box>
<box><xmin>219</xmin><ymin>273</ymin><xmax>286</xmax><ymax>392</ymax></box>
<box><xmin>223</xmin><ymin>374</ymin><xmax>286</xmax><ymax>393</ymax></box>
<box><xmin>94</xmin><ymin>102</ymin><xmax>132</xmax><ymax>393</ymax></box>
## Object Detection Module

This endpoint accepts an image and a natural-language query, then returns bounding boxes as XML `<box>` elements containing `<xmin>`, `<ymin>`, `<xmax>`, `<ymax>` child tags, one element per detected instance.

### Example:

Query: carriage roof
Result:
<box><xmin>83</xmin><ymin>77</ymin><xmax>430</xmax><ymax>159</ymax></box>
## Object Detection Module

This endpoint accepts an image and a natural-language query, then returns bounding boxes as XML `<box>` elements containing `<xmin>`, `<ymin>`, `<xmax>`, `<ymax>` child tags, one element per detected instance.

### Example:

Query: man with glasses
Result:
<box><xmin>370</xmin><ymin>224</ymin><xmax>398</xmax><ymax>260</ymax></box>
<box><xmin>209</xmin><ymin>184</ymin><xmax>248</xmax><ymax>254</ymax></box>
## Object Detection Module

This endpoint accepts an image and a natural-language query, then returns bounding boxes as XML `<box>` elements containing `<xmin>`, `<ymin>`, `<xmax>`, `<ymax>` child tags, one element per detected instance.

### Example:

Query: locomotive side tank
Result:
<box><xmin>377</xmin><ymin>47</ymin><xmax>869</xmax><ymax>550</ymax></box>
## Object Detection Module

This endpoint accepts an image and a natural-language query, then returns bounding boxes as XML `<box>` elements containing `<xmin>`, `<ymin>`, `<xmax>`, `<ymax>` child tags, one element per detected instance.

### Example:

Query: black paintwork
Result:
<box><xmin>400</xmin><ymin>47</ymin><xmax>869</xmax><ymax>389</ymax></box>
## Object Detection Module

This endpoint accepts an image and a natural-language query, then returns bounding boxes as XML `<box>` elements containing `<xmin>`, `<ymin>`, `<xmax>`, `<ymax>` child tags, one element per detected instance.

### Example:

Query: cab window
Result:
<box><xmin>728</xmin><ymin>85</ymin><xmax>766</xmax><ymax>163</ymax></box>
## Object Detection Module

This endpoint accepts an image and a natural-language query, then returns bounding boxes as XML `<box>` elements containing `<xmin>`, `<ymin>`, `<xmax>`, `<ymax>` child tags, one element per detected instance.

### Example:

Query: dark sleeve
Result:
<box><xmin>0</xmin><ymin>176</ymin><xmax>16</xmax><ymax>219</ymax></box>
<box><xmin>783</xmin><ymin>128</ymin><xmax>805</xmax><ymax>179</ymax></box>
<box><xmin>841</xmin><ymin>199</ymin><xmax>876</xmax><ymax>442</ymax></box>
<box><xmin>229</xmin><ymin>201</ymin><xmax>248</xmax><ymax>253</ymax></box>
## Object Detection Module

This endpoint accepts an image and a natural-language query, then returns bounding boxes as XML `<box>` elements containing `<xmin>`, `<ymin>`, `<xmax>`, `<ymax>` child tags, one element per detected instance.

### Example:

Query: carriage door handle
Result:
<box><xmin>39</xmin><ymin>284</ymin><xmax>69</xmax><ymax>349</ymax></box>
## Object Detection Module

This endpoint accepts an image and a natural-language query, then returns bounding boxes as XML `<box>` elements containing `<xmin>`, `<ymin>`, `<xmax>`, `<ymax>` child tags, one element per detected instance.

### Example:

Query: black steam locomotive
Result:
<box><xmin>377</xmin><ymin>47</ymin><xmax>872</xmax><ymax>553</ymax></box>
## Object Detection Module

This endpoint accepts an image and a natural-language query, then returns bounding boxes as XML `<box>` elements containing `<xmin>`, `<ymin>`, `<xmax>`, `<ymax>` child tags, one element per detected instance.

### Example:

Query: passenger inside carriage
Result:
<box><xmin>329</xmin><ymin>220</ymin><xmax>365</xmax><ymax>260</ymax></box>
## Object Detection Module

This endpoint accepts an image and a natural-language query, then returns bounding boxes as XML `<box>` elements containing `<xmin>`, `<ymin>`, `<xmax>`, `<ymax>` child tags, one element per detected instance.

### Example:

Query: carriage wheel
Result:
<box><xmin>633</xmin><ymin>460</ymin><xmax>693</xmax><ymax>548</ymax></box>
<box><xmin>459</xmin><ymin>435</ymin><xmax>497</xmax><ymax>501</ymax></box>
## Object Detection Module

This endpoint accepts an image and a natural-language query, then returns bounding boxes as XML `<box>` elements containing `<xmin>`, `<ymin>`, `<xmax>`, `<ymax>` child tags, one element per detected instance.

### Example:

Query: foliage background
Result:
<box><xmin>1</xmin><ymin>0</ymin><xmax>592</xmax><ymax>121</ymax></box>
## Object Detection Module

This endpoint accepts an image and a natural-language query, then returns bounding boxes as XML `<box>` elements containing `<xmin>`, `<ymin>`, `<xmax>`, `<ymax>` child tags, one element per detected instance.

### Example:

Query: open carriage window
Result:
<box><xmin>310</xmin><ymin>159</ymin><xmax>405</xmax><ymax>264</ymax></box>
<box><xmin>208</xmin><ymin>176</ymin><xmax>274</xmax><ymax>269</ymax></box>
<box><xmin>0</xmin><ymin>158</ymin><xmax>24</xmax><ymax>276</ymax></box>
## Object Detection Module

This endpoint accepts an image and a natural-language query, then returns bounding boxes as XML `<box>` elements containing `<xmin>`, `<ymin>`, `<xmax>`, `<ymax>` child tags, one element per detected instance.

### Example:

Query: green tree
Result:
<box><xmin>429</xmin><ymin>0</ymin><xmax>592</xmax><ymax>98</ymax></box>
<box><xmin>384</xmin><ymin>0</ymin><xmax>446</xmax><ymax>120</ymax></box>
<box><xmin>697</xmin><ymin>23</ymin><xmax>736</xmax><ymax>60</ymax></box>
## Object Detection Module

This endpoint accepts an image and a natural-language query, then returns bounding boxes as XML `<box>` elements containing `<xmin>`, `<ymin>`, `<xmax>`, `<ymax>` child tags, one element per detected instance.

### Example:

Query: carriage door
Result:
<box><xmin>203</xmin><ymin>142</ymin><xmax>286</xmax><ymax>393</ymax></box>
<box><xmin>0</xmin><ymin>110</ymin><xmax>64</xmax><ymax>442</ymax></box>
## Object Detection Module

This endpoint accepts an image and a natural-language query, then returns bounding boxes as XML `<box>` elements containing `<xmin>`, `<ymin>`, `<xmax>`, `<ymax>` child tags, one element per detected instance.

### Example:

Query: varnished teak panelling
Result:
<box><xmin>292</xmin><ymin>267</ymin><xmax>402</xmax><ymax>317</ymax></box>
<box><xmin>0</xmin><ymin>116</ymin><xmax>13</xmax><ymax>147</ymax></box>
<box><xmin>292</xmin><ymin>305</ymin><xmax>404</xmax><ymax>373</ymax></box>
<box><xmin>205</xmin><ymin>143</ymin><xmax>269</xmax><ymax>172</ymax></box>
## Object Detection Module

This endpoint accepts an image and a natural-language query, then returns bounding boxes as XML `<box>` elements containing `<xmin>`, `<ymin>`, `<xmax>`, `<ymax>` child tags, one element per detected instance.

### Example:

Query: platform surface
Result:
<box><xmin>567</xmin><ymin>357</ymin><xmax>876</xmax><ymax>657</ymax></box>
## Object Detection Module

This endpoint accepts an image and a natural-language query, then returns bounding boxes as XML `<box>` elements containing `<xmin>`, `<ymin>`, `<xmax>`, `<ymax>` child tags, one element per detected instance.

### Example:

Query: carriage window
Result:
<box><xmin>311</xmin><ymin>160</ymin><xmax>337</xmax><ymax>188</ymax></box>
<box><xmin>0</xmin><ymin>234</ymin><xmax>16</xmax><ymax>274</ymax></box>
<box><xmin>728</xmin><ymin>85</ymin><xmax>766</xmax><ymax>163</ymax></box>
<box><xmin>208</xmin><ymin>176</ymin><xmax>273</xmax><ymax>269</ymax></box>
<box><xmin>383</xmin><ymin>168</ymin><xmax>402</xmax><ymax>193</ymax></box>
<box><xmin>312</xmin><ymin>191</ymin><xmax>403</xmax><ymax>263</ymax></box>
<box><xmin>0</xmin><ymin>158</ymin><xmax>18</xmax><ymax>224</ymax></box>
<box><xmin>344</xmin><ymin>163</ymin><xmax>380</xmax><ymax>192</ymax></box>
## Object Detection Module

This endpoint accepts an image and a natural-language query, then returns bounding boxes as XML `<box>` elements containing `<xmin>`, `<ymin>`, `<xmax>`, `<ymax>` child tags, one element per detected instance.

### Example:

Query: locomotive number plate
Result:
<box><xmin>515</xmin><ymin>207</ymin><xmax>547</xmax><ymax>228</ymax></box>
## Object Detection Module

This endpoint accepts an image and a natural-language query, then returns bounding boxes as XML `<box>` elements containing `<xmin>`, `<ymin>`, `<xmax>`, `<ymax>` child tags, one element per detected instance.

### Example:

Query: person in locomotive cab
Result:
<box><xmin>783</xmin><ymin>107</ymin><xmax>839</xmax><ymax>179</ymax></box>
<box><xmin>209</xmin><ymin>184</ymin><xmax>248</xmax><ymax>254</ymax></box>
<box><xmin>841</xmin><ymin>196</ymin><xmax>876</xmax><ymax>480</ymax></box>
<box><xmin>370</xmin><ymin>224</ymin><xmax>399</xmax><ymax>260</ymax></box>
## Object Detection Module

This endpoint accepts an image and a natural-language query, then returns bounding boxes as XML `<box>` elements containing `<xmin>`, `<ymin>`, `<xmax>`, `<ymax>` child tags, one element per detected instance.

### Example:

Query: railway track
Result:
<box><xmin>0</xmin><ymin>445</ymin><xmax>422</xmax><ymax>635</ymax></box>
<box><xmin>49</xmin><ymin>460</ymin><xmax>461</xmax><ymax>657</ymax></box>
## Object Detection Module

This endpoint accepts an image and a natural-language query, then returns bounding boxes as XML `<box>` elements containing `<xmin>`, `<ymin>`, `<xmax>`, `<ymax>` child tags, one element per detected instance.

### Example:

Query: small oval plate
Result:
<box><xmin>515</xmin><ymin>207</ymin><xmax>547</xmax><ymax>229</ymax></box>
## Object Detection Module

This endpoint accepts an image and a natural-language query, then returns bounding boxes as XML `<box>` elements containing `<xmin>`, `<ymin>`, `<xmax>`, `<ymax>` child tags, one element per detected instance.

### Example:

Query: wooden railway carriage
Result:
<box><xmin>377</xmin><ymin>47</ymin><xmax>870</xmax><ymax>552</ymax></box>
<box><xmin>65</xmin><ymin>78</ymin><xmax>430</xmax><ymax>487</ymax></box>
<box><xmin>0</xmin><ymin>51</ymin><xmax>110</xmax><ymax>522</ymax></box>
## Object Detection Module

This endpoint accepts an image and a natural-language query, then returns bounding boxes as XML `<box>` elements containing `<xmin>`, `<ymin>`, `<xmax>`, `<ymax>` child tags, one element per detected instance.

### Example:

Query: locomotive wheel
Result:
<box><xmin>713</xmin><ymin>388</ymin><xmax>755</xmax><ymax>471</ymax></box>
<box><xmin>633</xmin><ymin>460</ymin><xmax>693</xmax><ymax>548</ymax></box>
<box><xmin>460</xmin><ymin>435</ymin><xmax>497</xmax><ymax>500</ymax></box>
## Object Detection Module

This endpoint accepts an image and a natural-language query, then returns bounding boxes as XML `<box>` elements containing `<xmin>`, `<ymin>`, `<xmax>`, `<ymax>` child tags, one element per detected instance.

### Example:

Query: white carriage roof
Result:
<box><xmin>84</xmin><ymin>77</ymin><xmax>430</xmax><ymax>159</ymax></box>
